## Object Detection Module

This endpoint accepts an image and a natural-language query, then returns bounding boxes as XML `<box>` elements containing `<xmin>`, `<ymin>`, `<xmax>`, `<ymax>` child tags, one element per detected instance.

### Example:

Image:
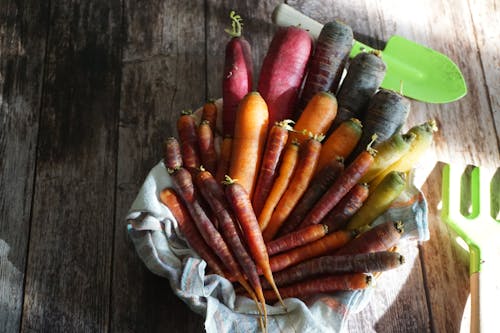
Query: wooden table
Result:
<box><xmin>1</xmin><ymin>0</ymin><xmax>498</xmax><ymax>332</ymax></box>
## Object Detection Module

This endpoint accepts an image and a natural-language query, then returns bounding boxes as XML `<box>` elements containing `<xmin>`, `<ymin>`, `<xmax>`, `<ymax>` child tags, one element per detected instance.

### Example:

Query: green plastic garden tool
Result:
<box><xmin>441</xmin><ymin>164</ymin><xmax>500</xmax><ymax>332</ymax></box>
<box><xmin>272</xmin><ymin>3</ymin><xmax>467</xmax><ymax>104</ymax></box>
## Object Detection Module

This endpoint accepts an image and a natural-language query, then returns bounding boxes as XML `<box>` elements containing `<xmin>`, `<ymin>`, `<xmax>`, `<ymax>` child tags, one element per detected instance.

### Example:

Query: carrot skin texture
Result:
<box><xmin>252</xmin><ymin>120</ymin><xmax>291</xmax><ymax>217</ymax></box>
<box><xmin>263</xmin><ymin>251</ymin><xmax>403</xmax><ymax>289</ymax></box>
<box><xmin>263</xmin><ymin>273</ymin><xmax>370</xmax><ymax>304</ymax></box>
<box><xmin>315</xmin><ymin>118</ymin><xmax>363</xmax><ymax>174</ymax></box>
<box><xmin>278</xmin><ymin>157</ymin><xmax>344</xmax><ymax>236</ymax></box>
<box><xmin>258</xmin><ymin>26</ymin><xmax>313</xmax><ymax>125</ymax></box>
<box><xmin>298</xmin><ymin>20</ymin><xmax>353</xmax><ymax>112</ymax></box>
<box><xmin>197</xmin><ymin>120</ymin><xmax>218</xmax><ymax>175</ymax></box>
<box><xmin>159</xmin><ymin>188</ymin><xmax>228</xmax><ymax>277</ymax></box>
<box><xmin>223</xmin><ymin>36</ymin><xmax>253</xmax><ymax>137</ymax></box>
<box><xmin>321</xmin><ymin>182</ymin><xmax>369</xmax><ymax>232</ymax></box>
<box><xmin>177</xmin><ymin>111</ymin><xmax>201</xmax><ymax>172</ymax></box>
<box><xmin>346</xmin><ymin>171</ymin><xmax>406</xmax><ymax>230</ymax></box>
<box><xmin>268</xmin><ymin>230</ymin><xmax>354</xmax><ymax>273</ymax></box>
<box><xmin>332</xmin><ymin>52</ymin><xmax>386</xmax><ymax>129</ymax></box>
<box><xmin>201</xmin><ymin>100</ymin><xmax>218</xmax><ymax>132</ymax></box>
<box><xmin>301</xmin><ymin>150</ymin><xmax>375</xmax><ymax>227</ymax></box>
<box><xmin>229</xmin><ymin>92</ymin><xmax>269</xmax><ymax>198</ymax></box>
<box><xmin>215</xmin><ymin>136</ymin><xmax>233</xmax><ymax>183</ymax></box>
<box><xmin>168</xmin><ymin>167</ymin><xmax>243</xmax><ymax>280</ymax></box>
<box><xmin>349</xmin><ymin>89</ymin><xmax>410</xmax><ymax>162</ymax></box>
<box><xmin>258</xmin><ymin>142</ymin><xmax>300</xmax><ymax>230</ymax></box>
<box><xmin>194</xmin><ymin>170</ymin><xmax>265</xmax><ymax>309</ymax></box>
<box><xmin>360</xmin><ymin>132</ymin><xmax>416</xmax><ymax>184</ymax></box>
<box><xmin>288</xmin><ymin>91</ymin><xmax>337</xmax><ymax>145</ymax></box>
<box><xmin>370</xmin><ymin>120</ymin><xmax>438</xmax><ymax>188</ymax></box>
<box><xmin>224</xmin><ymin>179</ymin><xmax>285</xmax><ymax>307</ymax></box>
<box><xmin>163</xmin><ymin>137</ymin><xmax>183</xmax><ymax>170</ymax></box>
<box><xmin>266</xmin><ymin>224</ymin><xmax>328</xmax><ymax>257</ymax></box>
<box><xmin>262</xmin><ymin>137</ymin><xmax>322</xmax><ymax>241</ymax></box>
<box><xmin>335</xmin><ymin>220</ymin><xmax>404</xmax><ymax>255</ymax></box>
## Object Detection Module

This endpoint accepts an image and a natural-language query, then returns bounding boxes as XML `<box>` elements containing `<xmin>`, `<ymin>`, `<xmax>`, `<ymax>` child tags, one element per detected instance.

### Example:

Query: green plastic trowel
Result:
<box><xmin>272</xmin><ymin>3</ymin><xmax>467</xmax><ymax>104</ymax></box>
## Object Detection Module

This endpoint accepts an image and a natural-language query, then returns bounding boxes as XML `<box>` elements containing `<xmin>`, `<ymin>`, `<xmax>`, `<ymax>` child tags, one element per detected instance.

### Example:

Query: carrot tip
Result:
<box><xmin>366</xmin><ymin>274</ymin><xmax>373</xmax><ymax>286</ymax></box>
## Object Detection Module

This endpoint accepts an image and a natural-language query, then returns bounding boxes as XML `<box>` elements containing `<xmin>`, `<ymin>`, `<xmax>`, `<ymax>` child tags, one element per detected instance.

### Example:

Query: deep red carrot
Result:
<box><xmin>300</xmin><ymin>143</ymin><xmax>376</xmax><ymax>227</ymax></box>
<box><xmin>159</xmin><ymin>188</ymin><xmax>227</xmax><ymax>278</ymax></box>
<box><xmin>201</xmin><ymin>99</ymin><xmax>218</xmax><ymax>132</ymax></box>
<box><xmin>166</xmin><ymin>167</ymin><xmax>241</xmax><ymax>279</ymax></box>
<box><xmin>223</xmin><ymin>11</ymin><xmax>253</xmax><ymax>137</ymax></box>
<box><xmin>258</xmin><ymin>26</ymin><xmax>312</xmax><ymax>125</ymax></box>
<box><xmin>163</xmin><ymin>137</ymin><xmax>183</xmax><ymax>171</ymax></box>
<box><xmin>297</xmin><ymin>20</ymin><xmax>353</xmax><ymax>112</ymax></box>
<box><xmin>262</xmin><ymin>252</ymin><xmax>402</xmax><ymax>289</ymax></box>
<box><xmin>258</xmin><ymin>141</ymin><xmax>300</xmax><ymax>230</ymax></box>
<box><xmin>215</xmin><ymin>136</ymin><xmax>233</xmax><ymax>183</ymax></box>
<box><xmin>268</xmin><ymin>230</ymin><xmax>354</xmax><ymax>273</ymax></box>
<box><xmin>262</xmin><ymin>273</ymin><xmax>371</xmax><ymax>304</ymax></box>
<box><xmin>277</xmin><ymin>157</ymin><xmax>344</xmax><ymax>236</ymax></box>
<box><xmin>335</xmin><ymin>220</ymin><xmax>404</xmax><ymax>255</ymax></box>
<box><xmin>266</xmin><ymin>224</ymin><xmax>328</xmax><ymax>257</ymax></box>
<box><xmin>177</xmin><ymin>110</ymin><xmax>201</xmax><ymax>172</ymax></box>
<box><xmin>315</xmin><ymin>182</ymin><xmax>369</xmax><ymax>233</ymax></box>
<box><xmin>194</xmin><ymin>169</ymin><xmax>266</xmax><ymax>320</ymax></box>
<box><xmin>223</xmin><ymin>176</ymin><xmax>286</xmax><ymax>309</ymax></box>
<box><xmin>252</xmin><ymin>119</ymin><xmax>294</xmax><ymax>217</ymax></box>
<box><xmin>262</xmin><ymin>134</ymin><xmax>324</xmax><ymax>241</ymax></box>
<box><xmin>197</xmin><ymin>120</ymin><xmax>217</xmax><ymax>174</ymax></box>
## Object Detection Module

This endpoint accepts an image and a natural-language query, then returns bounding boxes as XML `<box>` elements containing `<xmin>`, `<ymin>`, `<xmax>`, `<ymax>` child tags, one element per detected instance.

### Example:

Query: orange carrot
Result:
<box><xmin>262</xmin><ymin>134</ymin><xmax>323</xmax><ymax>241</ymax></box>
<box><xmin>321</xmin><ymin>182</ymin><xmax>369</xmax><ymax>232</ymax></box>
<box><xmin>268</xmin><ymin>229</ymin><xmax>354</xmax><ymax>273</ymax></box>
<box><xmin>197</xmin><ymin>120</ymin><xmax>217</xmax><ymax>174</ymax></box>
<box><xmin>159</xmin><ymin>188</ymin><xmax>228</xmax><ymax>278</ymax></box>
<box><xmin>215</xmin><ymin>136</ymin><xmax>233</xmax><ymax>183</ymax></box>
<box><xmin>258</xmin><ymin>141</ymin><xmax>300</xmax><ymax>230</ymax></box>
<box><xmin>288</xmin><ymin>91</ymin><xmax>338</xmax><ymax>145</ymax></box>
<box><xmin>223</xmin><ymin>176</ymin><xmax>286</xmax><ymax>309</ymax></box>
<box><xmin>263</xmin><ymin>251</ymin><xmax>403</xmax><ymax>289</ymax></box>
<box><xmin>266</xmin><ymin>224</ymin><xmax>328</xmax><ymax>256</ymax></box>
<box><xmin>229</xmin><ymin>92</ymin><xmax>269</xmax><ymax>197</ymax></box>
<box><xmin>177</xmin><ymin>110</ymin><xmax>201</xmax><ymax>172</ymax></box>
<box><xmin>262</xmin><ymin>273</ymin><xmax>370</xmax><ymax>303</ymax></box>
<box><xmin>252</xmin><ymin>119</ymin><xmax>294</xmax><ymax>217</ymax></box>
<box><xmin>335</xmin><ymin>220</ymin><xmax>404</xmax><ymax>255</ymax></box>
<box><xmin>277</xmin><ymin>157</ymin><xmax>344</xmax><ymax>236</ymax></box>
<box><xmin>300</xmin><ymin>142</ymin><xmax>376</xmax><ymax>227</ymax></box>
<box><xmin>316</xmin><ymin>118</ymin><xmax>363</xmax><ymax>174</ymax></box>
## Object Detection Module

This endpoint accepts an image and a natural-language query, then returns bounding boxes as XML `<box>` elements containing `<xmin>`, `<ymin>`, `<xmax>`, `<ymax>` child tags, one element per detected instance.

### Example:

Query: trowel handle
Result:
<box><xmin>271</xmin><ymin>3</ymin><xmax>376</xmax><ymax>58</ymax></box>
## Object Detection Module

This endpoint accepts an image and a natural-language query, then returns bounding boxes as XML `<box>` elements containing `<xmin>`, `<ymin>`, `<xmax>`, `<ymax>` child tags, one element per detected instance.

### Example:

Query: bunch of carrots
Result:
<box><xmin>158</xmin><ymin>11</ymin><xmax>437</xmax><ymax>331</ymax></box>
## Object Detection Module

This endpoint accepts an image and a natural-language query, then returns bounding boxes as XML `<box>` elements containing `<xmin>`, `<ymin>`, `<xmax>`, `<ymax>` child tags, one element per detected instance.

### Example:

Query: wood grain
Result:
<box><xmin>19</xmin><ymin>1</ymin><xmax>122</xmax><ymax>332</ymax></box>
<box><xmin>0</xmin><ymin>1</ymin><xmax>48</xmax><ymax>332</ymax></box>
<box><xmin>0</xmin><ymin>0</ymin><xmax>498</xmax><ymax>332</ymax></box>
<box><xmin>111</xmin><ymin>1</ymin><xmax>206</xmax><ymax>332</ymax></box>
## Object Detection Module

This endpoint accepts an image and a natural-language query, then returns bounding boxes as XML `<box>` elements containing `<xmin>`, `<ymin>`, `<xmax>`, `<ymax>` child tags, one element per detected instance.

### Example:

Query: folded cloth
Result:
<box><xmin>126</xmin><ymin>161</ymin><xmax>428</xmax><ymax>333</ymax></box>
<box><xmin>126</xmin><ymin>100</ymin><xmax>429</xmax><ymax>332</ymax></box>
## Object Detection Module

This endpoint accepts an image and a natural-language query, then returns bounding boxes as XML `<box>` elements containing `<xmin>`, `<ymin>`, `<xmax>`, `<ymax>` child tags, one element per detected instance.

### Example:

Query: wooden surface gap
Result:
<box><xmin>18</xmin><ymin>0</ymin><xmax>52</xmax><ymax>330</ymax></box>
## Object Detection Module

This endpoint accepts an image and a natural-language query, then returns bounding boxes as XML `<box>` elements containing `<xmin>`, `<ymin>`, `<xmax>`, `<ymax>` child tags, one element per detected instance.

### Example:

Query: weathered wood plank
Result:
<box><xmin>468</xmin><ymin>0</ymin><xmax>500</xmax><ymax>145</ymax></box>
<box><xmin>0</xmin><ymin>1</ymin><xmax>48</xmax><ymax>332</ymax></box>
<box><xmin>19</xmin><ymin>1</ymin><xmax>122</xmax><ymax>332</ymax></box>
<box><xmin>111</xmin><ymin>1</ymin><xmax>206</xmax><ymax>332</ymax></box>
